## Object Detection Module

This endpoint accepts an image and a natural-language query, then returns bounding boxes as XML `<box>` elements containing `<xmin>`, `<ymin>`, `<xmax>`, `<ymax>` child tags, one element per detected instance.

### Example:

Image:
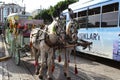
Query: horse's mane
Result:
<box><xmin>66</xmin><ymin>20</ymin><xmax>72</xmax><ymax>35</ymax></box>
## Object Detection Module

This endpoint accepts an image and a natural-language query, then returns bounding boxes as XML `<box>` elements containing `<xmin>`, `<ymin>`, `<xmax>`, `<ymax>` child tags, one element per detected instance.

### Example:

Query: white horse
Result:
<box><xmin>62</xmin><ymin>20</ymin><xmax>78</xmax><ymax>80</ymax></box>
<box><xmin>30</xmin><ymin>18</ymin><xmax>64</xmax><ymax>80</ymax></box>
<box><xmin>61</xmin><ymin>19</ymin><xmax>92</xmax><ymax>80</ymax></box>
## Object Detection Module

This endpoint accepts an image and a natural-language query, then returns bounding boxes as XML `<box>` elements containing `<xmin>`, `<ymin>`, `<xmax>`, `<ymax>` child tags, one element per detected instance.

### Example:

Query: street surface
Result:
<box><xmin>0</xmin><ymin>34</ymin><xmax>120</xmax><ymax>80</ymax></box>
<box><xmin>0</xmin><ymin>34</ymin><xmax>85</xmax><ymax>80</ymax></box>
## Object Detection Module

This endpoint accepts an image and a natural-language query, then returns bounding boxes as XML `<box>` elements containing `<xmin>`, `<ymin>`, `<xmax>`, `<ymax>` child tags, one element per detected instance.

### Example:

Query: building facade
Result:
<box><xmin>0</xmin><ymin>3</ymin><xmax>24</xmax><ymax>23</ymax></box>
<box><xmin>32</xmin><ymin>9</ymin><xmax>41</xmax><ymax>18</ymax></box>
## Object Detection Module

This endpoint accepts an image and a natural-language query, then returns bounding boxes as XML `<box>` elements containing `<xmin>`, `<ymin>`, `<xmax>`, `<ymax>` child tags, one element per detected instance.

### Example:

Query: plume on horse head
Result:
<box><xmin>66</xmin><ymin>20</ymin><xmax>72</xmax><ymax>35</ymax></box>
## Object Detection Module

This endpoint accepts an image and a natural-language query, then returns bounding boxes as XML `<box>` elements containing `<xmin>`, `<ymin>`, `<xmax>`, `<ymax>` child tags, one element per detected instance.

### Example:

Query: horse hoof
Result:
<box><xmin>64</xmin><ymin>72</ymin><xmax>67</xmax><ymax>77</ymax></box>
<box><xmin>35</xmin><ymin>69</ymin><xmax>39</xmax><ymax>75</ymax></box>
<box><xmin>35</xmin><ymin>66</ymin><xmax>40</xmax><ymax>75</ymax></box>
<box><xmin>46</xmin><ymin>66</ymin><xmax>48</xmax><ymax>69</ymax></box>
<box><xmin>67</xmin><ymin>77</ymin><xmax>71</xmax><ymax>80</ymax></box>
<box><xmin>35</xmin><ymin>70</ymin><xmax>39</xmax><ymax>75</ymax></box>
<box><xmin>47</xmin><ymin>77</ymin><xmax>53</xmax><ymax>80</ymax></box>
<box><xmin>39</xmin><ymin>75</ymin><xmax>43</xmax><ymax>79</ymax></box>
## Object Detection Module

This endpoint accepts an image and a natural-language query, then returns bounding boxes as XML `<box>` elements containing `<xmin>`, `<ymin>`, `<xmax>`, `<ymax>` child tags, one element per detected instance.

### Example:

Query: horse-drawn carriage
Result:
<box><xmin>4</xmin><ymin>9</ymin><xmax>92</xmax><ymax>80</ymax></box>
<box><xmin>4</xmin><ymin>12</ymin><xmax>44</xmax><ymax>65</ymax></box>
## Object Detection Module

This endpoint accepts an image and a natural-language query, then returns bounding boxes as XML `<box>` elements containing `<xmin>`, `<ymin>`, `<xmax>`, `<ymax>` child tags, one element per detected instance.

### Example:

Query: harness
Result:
<box><xmin>44</xmin><ymin>33</ymin><xmax>60</xmax><ymax>47</ymax></box>
<box><xmin>32</xmin><ymin>27</ymin><xmax>60</xmax><ymax>48</ymax></box>
<box><xmin>44</xmin><ymin>28</ymin><xmax>64</xmax><ymax>48</ymax></box>
<box><xmin>35</xmin><ymin>30</ymin><xmax>42</xmax><ymax>44</ymax></box>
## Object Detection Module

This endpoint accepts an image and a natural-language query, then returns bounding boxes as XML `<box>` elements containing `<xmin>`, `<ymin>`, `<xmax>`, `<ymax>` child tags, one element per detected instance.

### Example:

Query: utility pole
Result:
<box><xmin>40</xmin><ymin>5</ymin><xmax>42</xmax><ymax>13</ymax></box>
<box><xmin>21</xmin><ymin>0</ymin><xmax>25</xmax><ymax>14</ymax></box>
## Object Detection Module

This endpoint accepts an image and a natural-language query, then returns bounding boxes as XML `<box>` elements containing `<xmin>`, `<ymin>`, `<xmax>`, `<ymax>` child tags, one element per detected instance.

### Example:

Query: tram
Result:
<box><xmin>62</xmin><ymin>0</ymin><xmax>120</xmax><ymax>61</ymax></box>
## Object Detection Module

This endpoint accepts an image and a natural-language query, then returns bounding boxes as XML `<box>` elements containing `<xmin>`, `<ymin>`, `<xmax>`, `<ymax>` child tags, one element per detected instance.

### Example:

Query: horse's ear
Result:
<box><xmin>52</xmin><ymin>16</ymin><xmax>59</xmax><ymax>21</ymax></box>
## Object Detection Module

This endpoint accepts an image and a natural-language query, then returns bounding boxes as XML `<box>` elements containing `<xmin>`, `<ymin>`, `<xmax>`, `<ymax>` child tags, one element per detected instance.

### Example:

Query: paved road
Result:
<box><xmin>21</xmin><ymin>56</ymin><xmax>84</xmax><ymax>80</ymax></box>
<box><xmin>0</xmin><ymin>59</ymin><xmax>35</xmax><ymax>80</ymax></box>
<box><xmin>0</xmin><ymin>34</ymin><xmax>86</xmax><ymax>80</ymax></box>
<box><xmin>1</xmin><ymin>34</ymin><xmax>120</xmax><ymax>80</ymax></box>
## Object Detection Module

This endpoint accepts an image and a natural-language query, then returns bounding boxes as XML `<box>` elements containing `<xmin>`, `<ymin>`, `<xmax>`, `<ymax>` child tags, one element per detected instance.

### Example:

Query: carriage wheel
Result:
<box><xmin>14</xmin><ymin>48</ymin><xmax>20</xmax><ymax>65</ymax></box>
<box><xmin>9</xmin><ymin>40</ymin><xmax>14</xmax><ymax>57</ymax></box>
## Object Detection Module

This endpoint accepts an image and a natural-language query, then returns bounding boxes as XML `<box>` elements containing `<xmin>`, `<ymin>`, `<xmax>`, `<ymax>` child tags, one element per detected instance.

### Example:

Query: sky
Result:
<box><xmin>0</xmin><ymin>0</ymin><xmax>65</xmax><ymax>12</ymax></box>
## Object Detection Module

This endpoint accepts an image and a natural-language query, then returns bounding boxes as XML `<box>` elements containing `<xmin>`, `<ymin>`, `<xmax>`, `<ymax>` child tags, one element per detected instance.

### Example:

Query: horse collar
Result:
<box><xmin>45</xmin><ymin>33</ymin><xmax>58</xmax><ymax>47</ymax></box>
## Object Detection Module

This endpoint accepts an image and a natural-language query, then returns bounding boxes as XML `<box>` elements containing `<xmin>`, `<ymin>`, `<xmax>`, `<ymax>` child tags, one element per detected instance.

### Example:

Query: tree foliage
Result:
<box><xmin>34</xmin><ymin>0</ymin><xmax>78</xmax><ymax>22</ymax></box>
<box><xmin>35</xmin><ymin>9</ymin><xmax>52</xmax><ymax>22</ymax></box>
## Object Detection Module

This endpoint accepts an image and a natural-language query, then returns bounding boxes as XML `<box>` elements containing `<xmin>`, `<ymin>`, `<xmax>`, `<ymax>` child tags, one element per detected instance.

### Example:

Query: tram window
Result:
<box><xmin>101</xmin><ymin>3</ymin><xmax>119</xmax><ymax>27</ymax></box>
<box><xmin>78</xmin><ymin>10</ymin><xmax>87</xmax><ymax>28</ymax></box>
<box><xmin>88</xmin><ymin>7</ymin><xmax>101</xmax><ymax>28</ymax></box>
<box><xmin>88</xmin><ymin>7</ymin><xmax>100</xmax><ymax>15</ymax></box>
<box><xmin>73</xmin><ymin>13</ymin><xmax>77</xmax><ymax>18</ymax></box>
<box><xmin>78</xmin><ymin>10</ymin><xmax>87</xmax><ymax>17</ymax></box>
<box><xmin>102</xmin><ymin>3</ymin><xmax>119</xmax><ymax>13</ymax></box>
<box><xmin>77</xmin><ymin>16</ymin><xmax>88</xmax><ymax>28</ymax></box>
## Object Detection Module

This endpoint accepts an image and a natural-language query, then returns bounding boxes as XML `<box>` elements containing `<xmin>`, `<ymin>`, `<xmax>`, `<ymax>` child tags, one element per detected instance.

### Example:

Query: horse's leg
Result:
<box><xmin>35</xmin><ymin>49</ymin><xmax>40</xmax><ymax>75</ymax></box>
<box><xmin>31</xmin><ymin>46</ymin><xmax>35</xmax><ymax>59</ymax></box>
<box><xmin>45</xmin><ymin>52</ymin><xmax>48</xmax><ymax>69</ymax></box>
<box><xmin>31</xmin><ymin>46</ymin><xmax>39</xmax><ymax>75</ymax></box>
<box><xmin>31</xmin><ymin>47</ymin><xmax>37</xmax><ymax>65</ymax></box>
<box><xmin>30</xmin><ymin>47</ymin><xmax>33</xmax><ymax>59</ymax></box>
<box><xmin>51</xmin><ymin>49</ymin><xmax>55</xmax><ymax>72</ymax></box>
<box><xmin>64</xmin><ymin>48</ymin><xmax>71</xmax><ymax>80</ymax></box>
<box><xmin>64</xmin><ymin>48</ymin><xmax>67</xmax><ymax>76</ymax></box>
<box><xmin>66</xmin><ymin>49</ymin><xmax>71</xmax><ymax>80</ymax></box>
<box><xmin>38</xmin><ymin>50</ymin><xmax>45</xmax><ymax>79</ymax></box>
<box><xmin>47</xmin><ymin>49</ymin><xmax>54</xmax><ymax>80</ymax></box>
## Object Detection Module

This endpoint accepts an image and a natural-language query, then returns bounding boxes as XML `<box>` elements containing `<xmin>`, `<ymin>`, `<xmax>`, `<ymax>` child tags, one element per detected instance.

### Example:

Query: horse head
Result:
<box><xmin>66</xmin><ymin>19</ymin><xmax>78</xmax><ymax>44</ymax></box>
<box><xmin>43</xmin><ymin>17</ymin><xmax>66</xmax><ymax>47</ymax></box>
<box><xmin>47</xmin><ymin>17</ymin><xmax>60</xmax><ymax>34</ymax></box>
